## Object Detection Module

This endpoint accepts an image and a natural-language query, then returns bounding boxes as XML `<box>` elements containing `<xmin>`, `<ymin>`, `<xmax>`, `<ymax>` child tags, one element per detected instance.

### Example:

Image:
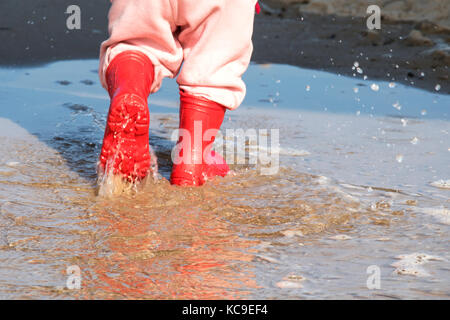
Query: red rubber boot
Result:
<box><xmin>98</xmin><ymin>51</ymin><xmax>154</xmax><ymax>181</ymax></box>
<box><xmin>170</xmin><ymin>90</ymin><xmax>230</xmax><ymax>186</ymax></box>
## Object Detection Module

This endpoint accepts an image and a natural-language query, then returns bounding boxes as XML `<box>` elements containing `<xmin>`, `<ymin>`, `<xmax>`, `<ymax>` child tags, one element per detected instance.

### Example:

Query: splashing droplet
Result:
<box><xmin>401</xmin><ymin>118</ymin><xmax>408</xmax><ymax>127</ymax></box>
<box><xmin>393</xmin><ymin>102</ymin><xmax>402</xmax><ymax>111</ymax></box>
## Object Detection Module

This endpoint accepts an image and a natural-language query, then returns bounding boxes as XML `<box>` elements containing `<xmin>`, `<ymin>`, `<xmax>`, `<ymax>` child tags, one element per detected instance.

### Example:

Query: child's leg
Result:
<box><xmin>170</xmin><ymin>0</ymin><xmax>256</xmax><ymax>186</ymax></box>
<box><xmin>177</xmin><ymin>0</ymin><xmax>256</xmax><ymax>110</ymax></box>
<box><xmin>98</xmin><ymin>0</ymin><xmax>183</xmax><ymax>181</ymax></box>
<box><xmin>99</xmin><ymin>0</ymin><xmax>184</xmax><ymax>94</ymax></box>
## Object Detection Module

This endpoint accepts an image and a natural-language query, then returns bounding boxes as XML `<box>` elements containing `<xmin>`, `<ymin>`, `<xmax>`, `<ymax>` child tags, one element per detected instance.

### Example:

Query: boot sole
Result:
<box><xmin>99</xmin><ymin>93</ymin><xmax>150</xmax><ymax>181</ymax></box>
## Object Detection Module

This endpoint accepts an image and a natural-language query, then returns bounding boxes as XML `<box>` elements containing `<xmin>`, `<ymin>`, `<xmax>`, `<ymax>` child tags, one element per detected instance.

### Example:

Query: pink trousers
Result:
<box><xmin>99</xmin><ymin>0</ymin><xmax>257</xmax><ymax>110</ymax></box>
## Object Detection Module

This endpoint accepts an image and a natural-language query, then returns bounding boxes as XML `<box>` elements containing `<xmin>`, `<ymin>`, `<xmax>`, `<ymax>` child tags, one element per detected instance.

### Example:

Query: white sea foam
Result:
<box><xmin>430</xmin><ymin>179</ymin><xmax>450</xmax><ymax>190</ymax></box>
<box><xmin>391</xmin><ymin>253</ymin><xmax>443</xmax><ymax>277</ymax></box>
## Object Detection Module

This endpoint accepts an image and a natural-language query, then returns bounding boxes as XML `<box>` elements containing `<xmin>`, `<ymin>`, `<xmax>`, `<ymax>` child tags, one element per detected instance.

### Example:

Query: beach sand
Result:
<box><xmin>0</xmin><ymin>0</ymin><xmax>448</xmax><ymax>93</ymax></box>
<box><xmin>264</xmin><ymin>0</ymin><xmax>450</xmax><ymax>30</ymax></box>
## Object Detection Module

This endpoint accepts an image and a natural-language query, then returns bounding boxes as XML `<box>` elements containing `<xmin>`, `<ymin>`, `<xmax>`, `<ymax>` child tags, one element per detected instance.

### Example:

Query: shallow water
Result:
<box><xmin>0</xmin><ymin>60</ymin><xmax>449</xmax><ymax>299</ymax></box>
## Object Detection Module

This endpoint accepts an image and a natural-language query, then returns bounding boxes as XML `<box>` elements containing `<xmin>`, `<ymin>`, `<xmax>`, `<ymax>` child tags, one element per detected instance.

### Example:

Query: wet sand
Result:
<box><xmin>0</xmin><ymin>0</ymin><xmax>448</xmax><ymax>94</ymax></box>
<box><xmin>263</xmin><ymin>0</ymin><xmax>450</xmax><ymax>30</ymax></box>
<box><xmin>0</xmin><ymin>60</ymin><xmax>449</xmax><ymax>299</ymax></box>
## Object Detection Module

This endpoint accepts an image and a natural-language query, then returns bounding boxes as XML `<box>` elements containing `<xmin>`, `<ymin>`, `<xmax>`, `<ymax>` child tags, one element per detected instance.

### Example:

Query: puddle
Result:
<box><xmin>0</xmin><ymin>60</ymin><xmax>448</xmax><ymax>299</ymax></box>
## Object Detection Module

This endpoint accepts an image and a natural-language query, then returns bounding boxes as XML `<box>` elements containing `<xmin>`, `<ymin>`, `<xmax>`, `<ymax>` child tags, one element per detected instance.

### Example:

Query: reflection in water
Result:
<box><xmin>78</xmin><ymin>180</ymin><xmax>260</xmax><ymax>299</ymax></box>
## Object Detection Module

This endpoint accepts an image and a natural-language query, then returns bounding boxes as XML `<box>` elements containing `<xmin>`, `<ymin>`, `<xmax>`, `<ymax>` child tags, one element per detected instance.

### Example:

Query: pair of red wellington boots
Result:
<box><xmin>98</xmin><ymin>51</ymin><xmax>229</xmax><ymax>186</ymax></box>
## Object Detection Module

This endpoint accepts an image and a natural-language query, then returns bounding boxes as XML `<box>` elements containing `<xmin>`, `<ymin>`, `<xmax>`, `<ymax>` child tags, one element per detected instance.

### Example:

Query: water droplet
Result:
<box><xmin>435</xmin><ymin>84</ymin><xmax>441</xmax><ymax>91</ymax></box>
<box><xmin>396</xmin><ymin>154</ymin><xmax>404</xmax><ymax>163</ymax></box>
<box><xmin>392</xmin><ymin>102</ymin><xmax>402</xmax><ymax>110</ymax></box>
<box><xmin>421</xmin><ymin>109</ymin><xmax>427</xmax><ymax>116</ymax></box>
<box><xmin>370</xmin><ymin>84</ymin><xmax>379</xmax><ymax>91</ymax></box>
<box><xmin>306</xmin><ymin>85</ymin><xmax>310</xmax><ymax>91</ymax></box>
<box><xmin>389</xmin><ymin>82</ymin><xmax>396</xmax><ymax>88</ymax></box>
<box><xmin>411</xmin><ymin>137</ymin><xmax>419</xmax><ymax>145</ymax></box>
